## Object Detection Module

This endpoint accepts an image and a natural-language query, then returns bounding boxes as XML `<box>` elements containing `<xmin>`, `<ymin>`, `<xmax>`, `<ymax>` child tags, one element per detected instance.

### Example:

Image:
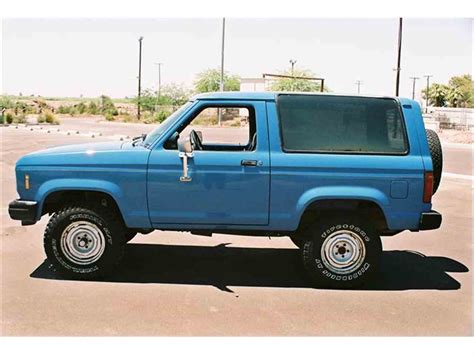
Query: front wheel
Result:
<box><xmin>302</xmin><ymin>216</ymin><xmax>382</xmax><ymax>289</ymax></box>
<box><xmin>43</xmin><ymin>204</ymin><xmax>125</xmax><ymax>279</ymax></box>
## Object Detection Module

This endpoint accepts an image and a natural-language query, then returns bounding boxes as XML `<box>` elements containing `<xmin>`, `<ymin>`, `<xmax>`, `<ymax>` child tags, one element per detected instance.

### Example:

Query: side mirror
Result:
<box><xmin>164</xmin><ymin>131</ymin><xmax>179</xmax><ymax>150</ymax></box>
<box><xmin>178</xmin><ymin>134</ymin><xmax>193</xmax><ymax>155</ymax></box>
<box><xmin>177</xmin><ymin>134</ymin><xmax>193</xmax><ymax>182</ymax></box>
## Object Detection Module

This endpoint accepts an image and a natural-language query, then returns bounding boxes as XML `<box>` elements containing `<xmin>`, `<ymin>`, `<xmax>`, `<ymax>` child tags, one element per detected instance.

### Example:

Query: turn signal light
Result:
<box><xmin>423</xmin><ymin>172</ymin><xmax>434</xmax><ymax>203</ymax></box>
<box><xmin>25</xmin><ymin>174</ymin><xmax>30</xmax><ymax>190</ymax></box>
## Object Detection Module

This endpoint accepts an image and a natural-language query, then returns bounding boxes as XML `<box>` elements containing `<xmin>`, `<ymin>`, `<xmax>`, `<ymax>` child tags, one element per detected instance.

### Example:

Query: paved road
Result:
<box><xmin>443</xmin><ymin>144</ymin><xmax>473</xmax><ymax>176</ymax></box>
<box><xmin>1</xmin><ymin>122</ymin><xmax>472</xmax><ymax>336</ymax></box>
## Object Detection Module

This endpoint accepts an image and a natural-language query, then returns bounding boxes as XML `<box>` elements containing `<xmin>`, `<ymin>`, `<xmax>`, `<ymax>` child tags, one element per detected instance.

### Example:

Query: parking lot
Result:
<box><xmin>1</xmin><ymin>120</ymin><xmax>472</xmax><ymax>336</ymax></box>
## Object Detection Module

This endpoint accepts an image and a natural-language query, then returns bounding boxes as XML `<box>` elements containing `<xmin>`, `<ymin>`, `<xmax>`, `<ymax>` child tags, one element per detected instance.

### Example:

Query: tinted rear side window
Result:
<box><xmin>277</xmin><ymin>95</ymin><xmax>408</xmax><ymax>154</ymax></box>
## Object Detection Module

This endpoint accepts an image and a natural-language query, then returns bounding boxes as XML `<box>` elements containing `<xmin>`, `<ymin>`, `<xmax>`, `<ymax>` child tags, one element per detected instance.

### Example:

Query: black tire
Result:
<box><xmin>426</xmin><ymin>129</ymin><xmax>443</xmax><ymax>194</ymax></box>
<box><xmin>289</xmin><ymin>235</ymin><xmax>306</xmax><ymax>249</ymax></box>
<box><xmin>302</xmin><ymin>215</ymin><xmax>382</xmax><ymax>289</ymax></box>
<box><xmin>44</xmin><ymin>204</ymin><xmax>125</xmax><ymax>279</ymax></box>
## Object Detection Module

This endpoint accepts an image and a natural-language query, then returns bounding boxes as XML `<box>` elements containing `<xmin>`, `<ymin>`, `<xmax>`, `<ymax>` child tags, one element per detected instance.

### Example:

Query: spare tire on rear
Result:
<box><xmin>426</xmin><ymin>129</ymin><xmax>443</xmax><ymax>194</ymax></box>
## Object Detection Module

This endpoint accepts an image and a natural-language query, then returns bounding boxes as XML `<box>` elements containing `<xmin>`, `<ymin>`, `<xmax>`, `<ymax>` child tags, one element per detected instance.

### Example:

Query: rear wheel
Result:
<box><xmin>426</xmin><ymin>129</ymin><xmax>443</xmax><ymax>194</ymax></box>
<box><xmin>302</xmin><ymin>215</ymin><xmax>382</xmax><ymax>288</ymax></box>
<box><xmin>43</xmin><ymin>204</ymin><xmax>125</xmax><ymax>279</ymax></box>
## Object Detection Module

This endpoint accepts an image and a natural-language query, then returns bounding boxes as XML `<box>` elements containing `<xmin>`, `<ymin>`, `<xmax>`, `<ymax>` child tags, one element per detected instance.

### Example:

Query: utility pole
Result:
<box><xmin>289</xmin><ymin>59</ymin><xmax>297</xmax><ymax>91</ymax></box>
<box><xmin>409</xmin><ymin>76</ymin><xmax>420</xmax><ymax>100</ymax></box>
<box><xmin>154</xmin><ymin>62</ymin><xmax>163</xmax><ymax>108</ymax></box>
<box><xmin>355</xmin><ymin>80</ymin><xmax>363</xmax><ymax>95</ymax></box>
<box><xmin>137</xmin><ymin>36</ymin><xmax>143</xmax><ymax>120</ymax></box>
<box><xmin>395</xmin><ymin>18</ymin><xmax>403</xmax><ymax>96</ymax></box>
<box><xmin>289</xmin><ymin>59</ymin><xmax>297</xmax><ymax>77</ymax></box>
<box><xmin>424</xmin><ymin>74</ymin><xmax>433</xmax><ymax>113</ymax></box>
<box><xmin>218</xmin><ymin>17</ymin><xmax>226</xmax><ymax>126</ymax></box>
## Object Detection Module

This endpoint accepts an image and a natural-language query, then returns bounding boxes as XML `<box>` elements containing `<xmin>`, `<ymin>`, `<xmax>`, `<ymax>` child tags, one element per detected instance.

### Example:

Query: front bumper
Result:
<box><xmin>8</xmin><ymin>199</ymin><xmax>38</xmax><ymax>225</ymax></box>
<box><xmin>419</xmin><ymin>210</ymin><xmax>442</xmax><ymax>230</ymax></box>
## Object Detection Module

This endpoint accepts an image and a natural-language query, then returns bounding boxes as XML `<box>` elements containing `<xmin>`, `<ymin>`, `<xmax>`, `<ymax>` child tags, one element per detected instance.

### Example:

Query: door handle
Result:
<box><xmin>241</xmin><ymin>159</ymin><xmax>258</xmax><ymax>167</ymax></box>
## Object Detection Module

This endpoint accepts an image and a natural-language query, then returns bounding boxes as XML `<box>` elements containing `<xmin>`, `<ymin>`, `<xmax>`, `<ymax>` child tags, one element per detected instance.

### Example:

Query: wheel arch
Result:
<box><xmin>36</xmin><ymin>179</ymin><xmax>126</xmax><ymax>224</ymax></box>
<box><xmin>295</xmin><ymin>187</ymin><xmax>390</xmax><ymax>234</ymax></box>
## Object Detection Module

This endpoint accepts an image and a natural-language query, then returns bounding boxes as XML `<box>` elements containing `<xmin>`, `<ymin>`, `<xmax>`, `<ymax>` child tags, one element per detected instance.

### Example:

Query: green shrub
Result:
<box><xmin>0</xmin><ymin>96</ymin><xmax>14</xmax><ymax>110</ymax></box>
<box><xmin>105</xmin><ymin>112</ymin><xmax>115</xmax><ymax>121</ymax></box>
<box><xmin>45</xmin><ymin>111</ymin><xmax>57</xmax><ymax>124</ymax></box>
<box><xmin>76</xmin><ymin>102</ymin><xmax>87</xmax><ymax>114</ymax></box>
<box><xmin>105</xmin><ymin>107</ymin><xmax>118</xmax><ymax>116</ymax></box>
<box><xmin>100</xmin><ymin>95</ymin><xmax>116</xmax><ymax>112</ymax></box>
<box><xmin>6</xmin><ymin>112</ymin><xmax>14</xmax><ymax>124</ymax></box>
<box><xmin>38</xmin><ymin>110</ymin><xmax>59</xmax><ymax>124</ymax></box>
<box><xmin>155</xmin><ymin>110</ymin><xmax>171</xmax><ymax>123</ymax></box>
<box><xmin>14</xmin><ymin>115</ymin><xmax>27</xmax><ymax>124</ymax></box>
<box><xmin>57</xmin><ymin>105</ymin><xmax>71</xmax><ymax>114</ymax></box>
<box><xmin>87</xmin><ymin>101</ymin><xmax>99</xmax><ymax>115</ymax></box>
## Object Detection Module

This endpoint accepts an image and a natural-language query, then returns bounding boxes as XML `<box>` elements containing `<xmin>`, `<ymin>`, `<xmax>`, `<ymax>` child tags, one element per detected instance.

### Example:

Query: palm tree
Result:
<box><xmin>446</xmin><ymin>87</ymin><xmax>464</xmax><ymax>107</ymax></box>
<box><xmin>428</xmin><ymin>84</ymin><xmax>449</xmax><ymax>107</ymax></box>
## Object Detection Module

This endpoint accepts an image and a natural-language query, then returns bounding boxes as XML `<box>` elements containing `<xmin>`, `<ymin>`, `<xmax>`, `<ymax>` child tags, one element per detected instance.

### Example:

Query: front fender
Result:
<box><xmin>35</xmin><ymin>178</ymin><xmax>150</xmax><ymax>228</ymax></box>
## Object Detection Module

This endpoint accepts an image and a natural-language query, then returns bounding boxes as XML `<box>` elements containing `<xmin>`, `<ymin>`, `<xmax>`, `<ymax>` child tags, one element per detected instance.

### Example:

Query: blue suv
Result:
<box><xmin>9</xmin><ymin>92</ymin><xmax>443</xmax><ymax>288</ymax></box>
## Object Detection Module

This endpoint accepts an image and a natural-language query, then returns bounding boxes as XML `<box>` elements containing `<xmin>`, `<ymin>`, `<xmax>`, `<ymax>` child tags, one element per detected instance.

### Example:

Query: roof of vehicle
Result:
<box><xmin>193</xmin><ymin>91</ymin><xmax>407</xmax><ymax>102</ymax></box>
<box><xmin>193</xmin><ymin>91</ymin><xmax>277</xmax><ymax>100</ymax></box>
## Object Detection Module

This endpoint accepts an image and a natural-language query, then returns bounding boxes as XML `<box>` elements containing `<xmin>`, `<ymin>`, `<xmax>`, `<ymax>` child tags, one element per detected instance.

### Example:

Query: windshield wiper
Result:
<box><xmin>132</xmin><ymin>133</ymin><xmax>147</xmax><ymax>146</ymax></box>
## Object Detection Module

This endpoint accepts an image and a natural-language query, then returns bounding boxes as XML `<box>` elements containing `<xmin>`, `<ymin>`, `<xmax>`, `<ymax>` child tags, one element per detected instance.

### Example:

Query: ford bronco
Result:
<box><xmin>9</xmin><ymin>92</ymin><xmax>443</xmax><ymax>288</ymax></box>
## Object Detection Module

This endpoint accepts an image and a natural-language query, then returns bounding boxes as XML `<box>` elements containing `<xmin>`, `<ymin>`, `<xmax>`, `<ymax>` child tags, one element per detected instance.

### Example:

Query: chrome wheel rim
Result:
<box><xmin>60</xmin><ymin>221</ymin><xmax>106</xmax><ymax>265</ymax></box>
<box><xmin>321</xmin><ymin>230</ymin><xmax>366</xmax><ymax>274</ymax></box>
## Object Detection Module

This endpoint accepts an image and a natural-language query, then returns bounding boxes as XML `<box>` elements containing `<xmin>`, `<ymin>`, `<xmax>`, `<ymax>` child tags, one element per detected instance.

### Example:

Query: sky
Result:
<box><xmin>1</xmin><ymin>18</ymin><xmax>472</xmax><ymax>100</ymax></box>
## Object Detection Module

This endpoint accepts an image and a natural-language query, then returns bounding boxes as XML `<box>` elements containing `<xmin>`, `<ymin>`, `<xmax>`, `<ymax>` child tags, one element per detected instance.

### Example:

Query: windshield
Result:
<box><xmin>143</xmin><ymin>101</ymin><xmax>193</xmax><ymax>147</ymax></box>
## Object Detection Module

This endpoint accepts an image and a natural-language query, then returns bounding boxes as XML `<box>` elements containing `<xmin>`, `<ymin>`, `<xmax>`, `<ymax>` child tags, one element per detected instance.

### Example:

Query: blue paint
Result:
<box><xmin>13</xmin><ymin>92</ymin><xmax>435</xmax><ymax>234</ymax></box>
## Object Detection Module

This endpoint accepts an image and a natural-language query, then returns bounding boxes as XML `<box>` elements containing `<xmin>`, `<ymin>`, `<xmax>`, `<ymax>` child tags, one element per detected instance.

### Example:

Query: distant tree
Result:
<box><xmin>448</xmin><ymin>74</ymin><xmax>473</xmax><ymax>107</ymax></box>
<box><xmin>194</xmin><ymin>68</ymin><xmax>240</xmax><ymax>93</ymax></box>
<box><xmin>269</xmin><ymin>68</ymin><xmax>328</xmax><ymax>92</ymax></box>
<box><xmin>134</xmin><ymin>84</ymin><xmax>192</xmax><ymax>113</ymax></box>
<box><xmin>99</xmin><ymin>95</ymin><xmax>118</xmax><ymax>115</ymax></box>
<box><xmin>135</xmin><ymin>89</ymin><xmax>158</xmax><ymax>112</ymax></box>
<box><xmin>160</xmin><ymin>84</ymin><xmax>192</xmax><ymax>106</ymax></box>
<box><xmin>422</xmin><ymin>83</ymin><xmax>449</xmax><ymax>107</ymax></box>
<box><xmin>0</xmin><ymin>96</ymin><xmax>14</xmax><ymax>110</ymax></box>
<box><xmin>422</xmin><ymin>74</ymin><xmax>473</xmax><ymax>108</ymax></box>
<box><xmin>446</xmin><ymin>87</ymin><xmax>464</xmax><ymax>108</ymax></box>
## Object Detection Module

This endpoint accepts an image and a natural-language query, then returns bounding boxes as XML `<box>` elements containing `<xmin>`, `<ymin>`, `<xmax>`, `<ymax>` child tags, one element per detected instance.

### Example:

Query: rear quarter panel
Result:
<box><xmin>266</xmin><ymin>99</ymin><xmax>431</xmax><ymax>232</ymax></box>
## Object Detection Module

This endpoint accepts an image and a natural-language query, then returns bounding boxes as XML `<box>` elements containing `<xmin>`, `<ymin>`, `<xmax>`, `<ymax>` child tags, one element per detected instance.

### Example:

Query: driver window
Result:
<box><xmin>168</xmin><ymin>106</ymin><xmax>256</xmax><ymax>151</ymax></box>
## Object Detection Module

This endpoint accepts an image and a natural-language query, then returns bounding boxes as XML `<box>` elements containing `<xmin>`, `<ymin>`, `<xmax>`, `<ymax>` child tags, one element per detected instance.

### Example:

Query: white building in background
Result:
<box><xmin>240</xmin><ymin>78</ymin><xmax>266</xmax><ymax>92</ymax></box>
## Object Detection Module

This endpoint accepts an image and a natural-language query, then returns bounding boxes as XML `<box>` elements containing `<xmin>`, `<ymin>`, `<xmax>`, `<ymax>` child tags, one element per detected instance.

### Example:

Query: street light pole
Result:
<box><xmin>395</xmin><ymin>18</ymin><xmax>403</xmax><ymax>96</ymax></box>
<box><xmin>218</xmin><ymin>17</ymin><xmax>226</xmax><ymax>126</ymax></box>
<box><xmin>137</xmin><ymin>36</ymin><xmax>143</xmax><ymax>120</ymax></box>
<box><xmin>355</xmin><ymin>80</ymin><xmax>363</xmax><ymax>95</ymax></box>
<box><xmin>409</xmin><ymin>76</ymin><xmax>420</xmax><ymax>100</ymax></box>
<box><xmin>220</xmin><ymin>18</ymin><xmax>226</xmax><ymax>92</ymax></box>
<box><xmin>424</xmin><ymin>75</ymin><xmax>433</xmax><ymax>113</ymax></box>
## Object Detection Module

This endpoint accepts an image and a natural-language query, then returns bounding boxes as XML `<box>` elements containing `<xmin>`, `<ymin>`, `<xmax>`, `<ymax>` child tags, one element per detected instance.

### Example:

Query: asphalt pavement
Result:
<box><xmin>1</xmin><ymin>121</ymin><xmax>472</xmax><ymax>336</ymax></box>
